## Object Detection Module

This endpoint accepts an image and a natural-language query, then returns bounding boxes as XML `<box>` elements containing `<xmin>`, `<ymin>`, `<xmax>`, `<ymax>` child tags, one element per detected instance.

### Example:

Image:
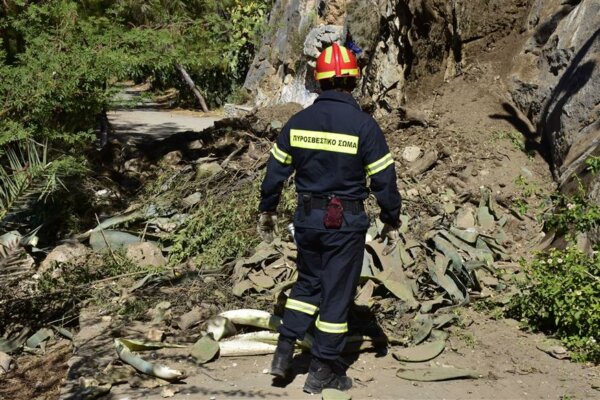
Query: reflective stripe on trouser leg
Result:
<box><xmin>316</xmin><ymin>315</ymin><xmax>348</xmax><ymax>334</ymax></box>
<box><xmin>311</xmin><ymin>229</ymin><xmax>366</xmax><ymax>360</ymax></box>
<box><xmin>278</xmin><ymin>233</ymin><xmax>323</xmax><ymax>340</ymax></box>
<box><xmin>285</xmin><ymin>298</ymin><xmax>318</xmax><ymax>315</ymax></box>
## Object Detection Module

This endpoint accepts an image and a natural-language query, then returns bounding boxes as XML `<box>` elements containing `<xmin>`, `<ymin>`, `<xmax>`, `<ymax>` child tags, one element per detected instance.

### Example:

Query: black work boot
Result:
<box><xmin>303</xmin><ymin>357</ymin><xmax>353</xmax><ymax>394</ymax></box>
<box><xmin>270</xmin><ymin>336</ymin><xmax>295</xmax><ymax>378</ymax></box>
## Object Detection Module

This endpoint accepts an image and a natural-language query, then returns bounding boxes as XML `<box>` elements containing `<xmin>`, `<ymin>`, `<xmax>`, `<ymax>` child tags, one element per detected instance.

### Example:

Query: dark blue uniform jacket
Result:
<box><xmin>259</xmin><ymin>90</ymin><xmax>401</xmax><ymax>231</ymax></box>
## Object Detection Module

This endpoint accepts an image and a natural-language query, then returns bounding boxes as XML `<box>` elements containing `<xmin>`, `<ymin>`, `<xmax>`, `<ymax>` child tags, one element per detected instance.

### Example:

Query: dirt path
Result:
<box><xmin>108</xmin><ymin>109</ymin><xmax>223</xmax><ymax>143</ymax></box>
<box><xmin>105</xmin><ymin>310</ymin><xmax>598</xmax><ymax>400</ymax></box>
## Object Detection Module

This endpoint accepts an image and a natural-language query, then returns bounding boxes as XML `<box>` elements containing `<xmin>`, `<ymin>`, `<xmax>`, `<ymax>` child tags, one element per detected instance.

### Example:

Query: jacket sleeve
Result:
<box><xmin>259</xmin><ymin>124</ymin><xmax>294</xmax><ymax>212</ymax></box>
<box><xmin>360</xmin><ymin>118</ymin><xmax>402</xmax><ymax>227</ymax></box>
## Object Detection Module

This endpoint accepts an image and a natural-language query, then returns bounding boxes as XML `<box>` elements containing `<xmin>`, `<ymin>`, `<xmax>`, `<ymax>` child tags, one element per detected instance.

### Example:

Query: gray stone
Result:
<box><xmin>510</xmin><ymin>0</ymin><xmax>600</xmax><ymax>181</ymax></box>
<box><xmin>161</xmin><ymin>150</ymin><xmax>182</xmax><ymax>166</ymax></box>
<box><xmin>303</xmin><ymin>25</ymin><xmax>344</xmax><ymax>59</ymax></box>
<box><xmin>509</xmin><ymin>0</ymin><xmax>600</xmax><ymax>243</ymax></box>
<box><xmin>402</xmin><ymin>146</ymin><xmax>423</xmax><ymax>162</ymax></box>
<box><xmin>196</xmin><ymin>162</ymin><xmax>224</xmax><ymax>179</ymax></box>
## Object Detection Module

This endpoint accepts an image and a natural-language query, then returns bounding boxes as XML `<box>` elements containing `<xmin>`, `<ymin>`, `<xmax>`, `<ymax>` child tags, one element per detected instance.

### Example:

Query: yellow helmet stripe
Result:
<box><xmin>340</xmin><ymin>68</ymin><xmax>359</xmax><ymax>76</ymax></box>
<box><xmin>315</xmin><ymin>71</ymin><xmax>336</xmax><ymax>80</ymax></box>
<box><xmin>339</xmin><ymin>46</ymin><xmax>351</xmax><ymax>63</ymax></box>
<box><xmin>324</xmin><ymin>46</ymin><xmax>333</xmax><ymax>64</ymax></box>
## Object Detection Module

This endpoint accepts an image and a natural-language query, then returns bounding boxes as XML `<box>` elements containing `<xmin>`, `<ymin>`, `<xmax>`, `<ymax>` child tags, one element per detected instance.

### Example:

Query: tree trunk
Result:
<box><xmin>175</xmin><ymin>63</ymin><xmax>209</xmax><ymax>113</ymax></box>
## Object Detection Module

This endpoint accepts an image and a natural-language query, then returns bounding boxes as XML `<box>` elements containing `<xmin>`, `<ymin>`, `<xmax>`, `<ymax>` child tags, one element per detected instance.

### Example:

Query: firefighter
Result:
<box><xmin>257</xmin><ymin>42</ymin><xmax>401</xmax><ymax>394</ymax></box>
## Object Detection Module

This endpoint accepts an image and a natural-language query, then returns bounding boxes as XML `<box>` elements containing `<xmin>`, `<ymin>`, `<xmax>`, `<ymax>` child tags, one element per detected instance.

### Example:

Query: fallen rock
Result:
<box><xmin>125</xmin><ymin>242</ymin><xmax>167</xmax><ymax>268</ymax></box>
<box><xmin>176</xmin><ymin>307</ymin><xmax>207</xmax><ymax>331</ymax></box>
<box><xmin>402</xmin><ymin>146</ymin><xmax>423</xmax><ymax>162</ymax></box>
<box><xmin>39</xmin><ymin>242</ymin><xmax>89</xmax><ymax>273</ymax></box>
<box><xmin>407</xmin><ymin>150</ymin><xmax>439</xmax><ymax>177</ymax></box>
<box><xmin>161</xmin><ymin>150</ymin><xmax>182</xmax><ymax>166</ymax></box>
<box><xmin>123</xmin><ymin>158</ymin><xmax>145</xmax><ymax>174</ymax></box>
<box><xmin>455</xmin><ymin>209</ymin><xmax>476</xmax><ymax>229</ymax></box>
<box><xmin>196</xmin><ymin>162</ymin><xmax>224</xmax><ymax>179</ymax></box>
<box><xmin>0</xmin><ymin>351</ymin><xmax>13</xmax><ymax>374</ymax></box>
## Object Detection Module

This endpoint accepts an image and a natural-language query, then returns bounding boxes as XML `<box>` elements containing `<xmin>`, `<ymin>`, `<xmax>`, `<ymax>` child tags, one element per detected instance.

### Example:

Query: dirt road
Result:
<box><xmin>108</xmin><ymin>109</ymin><xmax>223</xmax><ymax>142</ymax></box>
<box><xmin>106</xmin><ymin>310</ymin><xmax>599</xmax><ymax>400</ymax></box>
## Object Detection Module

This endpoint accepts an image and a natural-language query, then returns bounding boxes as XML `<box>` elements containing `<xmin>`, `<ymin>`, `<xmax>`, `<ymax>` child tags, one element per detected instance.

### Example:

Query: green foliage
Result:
<box><xmin>543</xmin><ymin>191</ymin><xmax>600</xmax><ymax>235</ymax></box>
<box><xmin>508</xmin><ymin>246</ymin><xmax>600</xmax><ymax>363</ymax></box>
<box><xmin>585</xmin><ymin>156</ymin><xmax>600</xmax><ymax>175</ymax></box>
<box><xmin>511</xmin><ymin>174</ymin><xmax>543</xmax><ymax>216</ymax></box>
<box><xmin>0</xmin><ymin>0</ymin><xmax>270</xmax><ymax>145</ymax></box>
<box><xmin>168</xmin><ymin>180</ymin><xmax>262</xmax><ymax>268</ymax></box>
<box><xmin>0</xmin><ymin>0</ymin><xmax>270</xmax><ymax>238</ymax></box>
<box><xmin>0</xmin><ymin>140</ymin><xmax>64</xmax><ymax>228</ymax></box>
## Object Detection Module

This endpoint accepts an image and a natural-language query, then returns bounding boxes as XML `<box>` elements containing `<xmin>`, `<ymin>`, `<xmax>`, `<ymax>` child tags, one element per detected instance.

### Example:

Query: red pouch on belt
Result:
<box><xmin>323</xmin><ymin>197</ymin><xmax>343</xmax><ymax>229</ymax></box>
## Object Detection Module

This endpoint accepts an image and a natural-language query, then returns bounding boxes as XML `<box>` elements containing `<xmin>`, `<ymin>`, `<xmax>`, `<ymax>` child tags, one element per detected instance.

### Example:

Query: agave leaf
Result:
<box><xmin>190</xmin><ymin>335</ymin><xmax>220</xmax><ymax>364</ymax></box>
<box><xmin>396</xmin><ymin>366</ymin><xmax>481</xmax><ymax>381</ymax></box>
<box><xmin>114</xmin><ymin>339</ymin><xmax>186</xmax><ymax>381</ymax></box>
<box><xmin>393</xmin><ymin>340</ymin><xmax>445</xmax><ymax>362</ymax></box>
<box><xmin>322</xmin><ymin>389</ymin><xmax>352</xmax><ymax>400</ymax></box>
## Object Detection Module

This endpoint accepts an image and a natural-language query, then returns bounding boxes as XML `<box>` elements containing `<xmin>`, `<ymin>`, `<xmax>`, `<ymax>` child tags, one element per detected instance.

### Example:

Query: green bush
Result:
<box><xmin>509</xmin><ymin>246</ymin><xmax>600</xmax><ymax>362</ymax></box>
<box><xmin>543</xmin><ymin>191</ymin><xmax>600</xmax><ymax>235</ymax></box>
<box><xmin>168</xmin><ymin>180</ymin><xmax>261</xmax><ymax>268</ymax></box>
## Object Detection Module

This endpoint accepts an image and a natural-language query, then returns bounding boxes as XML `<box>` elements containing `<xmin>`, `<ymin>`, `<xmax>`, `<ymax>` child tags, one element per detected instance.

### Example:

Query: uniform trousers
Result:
<box><xmin>278</xmin><ymin>227</ymin><xmax>365</xmax><ymax>360</ymax></box>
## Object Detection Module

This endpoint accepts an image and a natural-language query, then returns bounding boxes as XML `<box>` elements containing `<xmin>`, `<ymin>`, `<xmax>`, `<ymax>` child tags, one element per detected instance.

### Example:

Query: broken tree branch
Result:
<box><xmin>175</xmin><ymin>63</ymin><xmax>209</xmax><ymax>113</ymax></box>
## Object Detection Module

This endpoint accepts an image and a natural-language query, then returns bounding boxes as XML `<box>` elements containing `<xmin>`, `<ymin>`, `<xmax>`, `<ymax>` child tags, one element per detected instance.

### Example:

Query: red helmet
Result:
<box><xmin>314</xmin><ymin>43</ymin><xmax>360</xmax><ymax>81</ymax></box>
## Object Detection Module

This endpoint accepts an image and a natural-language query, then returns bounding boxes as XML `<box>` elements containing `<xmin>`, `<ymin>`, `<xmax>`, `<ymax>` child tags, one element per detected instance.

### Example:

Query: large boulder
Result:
<box><xmin>243</xmin><ymin>0</ymin><xmax>321</xmax><ymax>107</ymax></box>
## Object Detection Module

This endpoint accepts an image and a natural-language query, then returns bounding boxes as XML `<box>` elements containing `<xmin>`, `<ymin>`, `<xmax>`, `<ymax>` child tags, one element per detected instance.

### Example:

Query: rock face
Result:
<box><xmin>243</xmin><ymin>0</ymin><xmax>321</xmax><ymax>107</ymax></box>
<box><xmin>245</xmin><ymin>0</ymin><xmax>526</xmax><ymax>115</ymax></box>
<box><xmin>510</xmin><ymin>0</ymin><xmax>599</xmax><ymax>173</ymax></box>
<box><xmin>509</xmin><ymin>0</ymin><xmax>599</xmax><ymax>242</ymax></box>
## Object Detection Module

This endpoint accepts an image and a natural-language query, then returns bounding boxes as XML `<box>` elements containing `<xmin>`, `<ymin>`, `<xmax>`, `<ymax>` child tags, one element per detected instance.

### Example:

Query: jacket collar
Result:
<box><xmin>314</xmin><ymin>90</ymin><xmax>361</xmax><ymax>110</ymax></box>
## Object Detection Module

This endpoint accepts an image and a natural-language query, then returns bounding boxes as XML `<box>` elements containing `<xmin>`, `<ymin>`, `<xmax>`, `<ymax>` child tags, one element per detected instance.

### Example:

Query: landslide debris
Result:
<box><xmin>1</xmin><ymin>97</ymin><xmax>555</xmax><ymax>398</ymax></box>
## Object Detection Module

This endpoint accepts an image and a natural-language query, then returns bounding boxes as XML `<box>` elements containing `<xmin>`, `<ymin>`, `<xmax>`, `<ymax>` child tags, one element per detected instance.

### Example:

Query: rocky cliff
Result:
<box><xmin>244</xmin><ymin>0</ymin><xmax>599</xmax><ymax>211</ymax></box>
<box><xmin>509</xmin><ymin>0</ymin><xmax>599</xmax><ymax>199</ymax></box>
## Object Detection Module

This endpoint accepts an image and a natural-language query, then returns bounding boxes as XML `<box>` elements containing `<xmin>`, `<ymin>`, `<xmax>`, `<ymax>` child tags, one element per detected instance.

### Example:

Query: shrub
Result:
<box><xmin>508</xmin><ymin>246</ymin><xmax>600</xmax><ymax>362</ymax></box>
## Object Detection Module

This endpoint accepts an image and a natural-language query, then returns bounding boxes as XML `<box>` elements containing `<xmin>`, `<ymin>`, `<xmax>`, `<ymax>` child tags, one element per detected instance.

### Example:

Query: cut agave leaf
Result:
<box><xmin>115</xmin><ymin>339</ymin><xmax>186</xmax><ymax>381</ymax></box>
<box><xmin>25</xmin><ymin>328</ymin><xmax>53</xmax><ymax>349</ymax></box>
<box><xmin>396</xmin><ymin>366</ymin><xmax>480</xmax><ymax>381</ymax></box>
<box><xmin>393</xmin><ymin>340</ymin><xmax>445</xmax><ymax>362</ymax></box>
<box><xmin>190</xmin><ymin>335</ymin><xmax>220</xmax><ymax>364</ymax></box>
<box><xmin>322</xmin><ymin>388</ymin><xmax>352</xmax><ymax>400</ymax></box>
<box><xmin>218</xmin><ymin>340</ymin><xmax>277</xmax><ymax>357</ymax></box>
<box><xmin>411</xmin><ymin>316</ymin><xmax>433</xmax><ymax>345</ymax></box>
<box><xmin>117</xmin><ymin>338</ymin><xmax>186</xmax><ymax>352</ymax></box>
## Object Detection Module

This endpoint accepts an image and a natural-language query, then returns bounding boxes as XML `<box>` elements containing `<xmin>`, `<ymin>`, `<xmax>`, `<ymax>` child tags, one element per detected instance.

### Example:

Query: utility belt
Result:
<box><xmin>298</xmin><ymin>193</ymin><xmax>364</xmax><ymax>215</ymax></box>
